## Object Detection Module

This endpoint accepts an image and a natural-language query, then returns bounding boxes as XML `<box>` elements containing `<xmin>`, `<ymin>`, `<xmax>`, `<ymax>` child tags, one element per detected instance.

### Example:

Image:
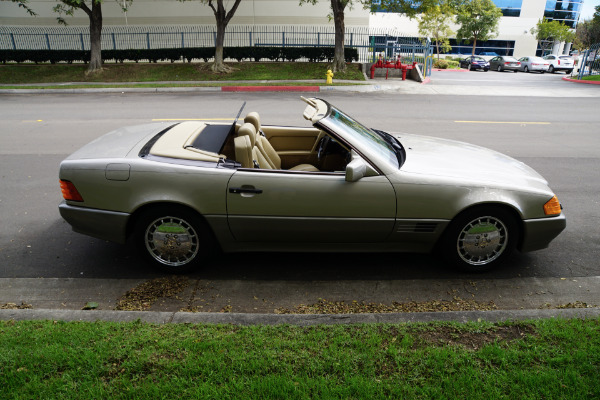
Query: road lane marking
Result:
<box><xmin>455</xmin><ymin>121</ymin><xmax>551</xmax><ymax>125</ymax></box>
<box><xmin>152</xmin><ymin>118</ymin><xmax>234</xmax><ymax>121</ymax></box>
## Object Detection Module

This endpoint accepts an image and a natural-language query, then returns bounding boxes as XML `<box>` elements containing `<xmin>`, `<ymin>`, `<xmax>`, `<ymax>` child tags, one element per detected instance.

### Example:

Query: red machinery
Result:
<box><xmin>370</xmin><ymin>55</ymin><xmax>417</xmax><ymax>80</ymax></box>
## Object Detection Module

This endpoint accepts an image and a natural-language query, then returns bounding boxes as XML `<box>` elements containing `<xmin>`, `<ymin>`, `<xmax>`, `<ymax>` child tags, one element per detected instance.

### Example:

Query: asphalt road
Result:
<box><xmin>1</xmin><ymin>81</ymin><xmax>599</xmax><ymax>285</ymax></box>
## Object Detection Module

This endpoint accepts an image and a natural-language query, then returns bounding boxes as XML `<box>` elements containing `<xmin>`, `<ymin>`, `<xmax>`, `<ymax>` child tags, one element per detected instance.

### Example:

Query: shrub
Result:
<box><xmin>433</xmin><ymin>59</ymin><xmax>449</xmax><ymax>69</ymax></box>
<box><xmin>0</xmin><ymin>46</ymin><xmax>359</xmax><ymax>65</ymax></box>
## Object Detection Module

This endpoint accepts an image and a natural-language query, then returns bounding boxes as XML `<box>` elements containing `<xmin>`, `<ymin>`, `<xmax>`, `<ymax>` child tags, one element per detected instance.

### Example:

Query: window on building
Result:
<box><xmin>448</xmin><ymin>39</ymin><xmax>516</xmax><ymax>56</ymax></box>
<box><xmin>544</xmin><ymin>1</ymin><xmax>582</xmax><ymax>28</ymax></box>
<box><xmin>493</xmin><ymin>0</ymin><xmax>522</xmax><ymax>17</ymax></box>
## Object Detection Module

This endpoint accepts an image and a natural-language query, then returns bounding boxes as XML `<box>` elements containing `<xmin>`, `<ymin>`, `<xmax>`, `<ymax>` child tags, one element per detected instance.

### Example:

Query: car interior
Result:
<box><xmin>149</xmin><ymin>112</ymin><xmax>351</xmax><ymax>173</ymax></box>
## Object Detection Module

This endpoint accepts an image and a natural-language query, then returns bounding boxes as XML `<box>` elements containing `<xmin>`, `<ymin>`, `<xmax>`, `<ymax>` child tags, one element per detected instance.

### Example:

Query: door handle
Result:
<box><xmin>229</xmin><ymin>187</ymin><xmax>263</xmax><ymax>195</ymax></box>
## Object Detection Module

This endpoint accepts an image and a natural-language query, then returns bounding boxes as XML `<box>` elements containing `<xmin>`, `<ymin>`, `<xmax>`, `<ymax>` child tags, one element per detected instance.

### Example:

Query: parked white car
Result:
<box><xmin>518</xmin><ymin>56</ymin><xmax>550</xmax><ymax>73</ymax></box>
<box><xmin>543</xmin><ymin>54</ymin><xmax>574</xmax><ymax>74</ymax></box>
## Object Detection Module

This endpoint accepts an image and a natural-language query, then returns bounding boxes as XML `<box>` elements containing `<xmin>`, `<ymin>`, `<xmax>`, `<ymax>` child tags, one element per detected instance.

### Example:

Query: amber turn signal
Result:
<box><xmin>543</xmin><ymin>195</ymin><xmax>561</xmax><ymax>216</ymax></box>
<box><xmin>60</xmin><ymin>180</ymin><xmax>83</xmax><ymax>202</ymax></box>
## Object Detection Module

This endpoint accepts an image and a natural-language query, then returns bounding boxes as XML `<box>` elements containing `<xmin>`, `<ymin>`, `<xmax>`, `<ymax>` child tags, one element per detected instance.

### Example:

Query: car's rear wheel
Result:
<box><xmin>524</xmin><ymin>66</ymin><xmax>529</xmax><ymax>72</ymax></box>
<box><xmin>497</xmin><ymin>65</ymin><xmax>503</xmax><ymax>72</ymax></box>
<box><xmin>441</xmin><ymin>206</ymin><xmax>519</xmax><ymax>272</ymax></box>
<box><xmin>134</xmin><ymin>206</ymin><xmax>216</xmax><ymax>273</ymax></box>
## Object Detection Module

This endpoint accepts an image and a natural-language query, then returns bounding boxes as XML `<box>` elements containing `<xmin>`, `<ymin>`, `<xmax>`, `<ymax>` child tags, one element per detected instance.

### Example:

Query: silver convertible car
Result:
<box><xmin>59</xmin><ymin>98</ymin><xmax>565</xmax><ymax>273</ymax></box>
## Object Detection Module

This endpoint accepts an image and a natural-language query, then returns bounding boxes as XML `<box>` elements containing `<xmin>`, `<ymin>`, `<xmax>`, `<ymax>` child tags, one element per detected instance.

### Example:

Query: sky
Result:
<box><xmin>580</xmin><ymin>0</ymin><xmax>600</xmax><ymax>20</ymax></box>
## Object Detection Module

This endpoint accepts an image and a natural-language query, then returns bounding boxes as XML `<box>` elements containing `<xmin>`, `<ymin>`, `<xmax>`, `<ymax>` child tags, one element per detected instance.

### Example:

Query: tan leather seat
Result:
<box><xmin>244</xmin><ymin>112</ymin><xmax>319</xmax><ymax>172</ymax></box>
<box><xmin>236</xmin><ymin>122</ymin><xmax>271</xmax><ymax>169</ymax></box>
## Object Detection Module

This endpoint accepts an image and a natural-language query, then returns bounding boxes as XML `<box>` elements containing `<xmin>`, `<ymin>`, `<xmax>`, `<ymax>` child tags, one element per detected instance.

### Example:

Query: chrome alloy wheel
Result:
<box><xmin>144</xmin><ymin>216</ymin><xmax>200</xmax><ymax>267</ymax></box>
<box><xmin>456</xmin><ymin>216</ymin><xmax>508</xmax><ymax>266</ymax></box>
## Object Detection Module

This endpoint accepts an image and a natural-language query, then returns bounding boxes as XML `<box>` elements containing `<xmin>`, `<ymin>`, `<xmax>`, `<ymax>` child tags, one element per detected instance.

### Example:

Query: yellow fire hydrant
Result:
<box><xmin>326</xmin><ymin>69</ymin><xmax>334</xmax><ymax>85</ymax></box>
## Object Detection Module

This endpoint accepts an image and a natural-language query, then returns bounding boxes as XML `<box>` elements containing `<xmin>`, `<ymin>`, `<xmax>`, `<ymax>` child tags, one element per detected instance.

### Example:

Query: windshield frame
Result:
<box><xmin>314</xmin><ymin>102</ymin><xmax>402</xmax><ymax>170</ymax></box>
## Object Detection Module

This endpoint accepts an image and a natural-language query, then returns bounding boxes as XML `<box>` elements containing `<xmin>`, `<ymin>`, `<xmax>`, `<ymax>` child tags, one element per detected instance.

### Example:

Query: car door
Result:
<box><xmin>226</xmin><ymin>169</ymin><xmax>397</xmax><ymax>243</ymax></box>
<box><xmin>490</xmin><ymin>57</ymin><xmax>498</xmax><ymax>69</ymax></box>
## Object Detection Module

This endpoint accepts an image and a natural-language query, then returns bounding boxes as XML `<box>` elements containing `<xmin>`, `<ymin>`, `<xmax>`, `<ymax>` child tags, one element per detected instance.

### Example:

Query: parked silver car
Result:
<box><xmin>59</xmin><ymin>98</ymin><xmax>566</xmax><ymax>273</ymax></box>
<box><xmin>489</xmin><ymin>56</ymin><xmax>521</xmax><ymax>72</ymax></box>
<box><xmin>518</xmin><ymin>56</ymin><xmax>550</xmax><ymax>73</ymax></box>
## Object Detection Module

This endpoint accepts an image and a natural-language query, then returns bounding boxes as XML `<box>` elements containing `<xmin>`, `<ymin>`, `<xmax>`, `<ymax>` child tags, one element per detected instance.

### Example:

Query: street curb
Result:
<box><xmin>1</xmin><ymin>308</ymin><xmax>599</xmax><ymax>325</ymax></box>
<box><xmin>0</xmin><ymin>85</ymin><xmax>371</xmax><ymax>94</ymax></box>
<box><xmin>562</xmin><ymin>76</ymin><xmax>600</xmax><ymax>85</ymax></box>
<box><xmin>221</xmin><ymin>86</ymin><xmax>320</xmax><ymax>92</ymax></box>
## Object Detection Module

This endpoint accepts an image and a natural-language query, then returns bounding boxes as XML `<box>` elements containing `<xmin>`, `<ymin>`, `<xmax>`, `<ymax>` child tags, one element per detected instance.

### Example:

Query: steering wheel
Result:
<box><xmin>317</xmin><ymin>136</ymin><xmax>331</xmax><ymax>161</ymax></box>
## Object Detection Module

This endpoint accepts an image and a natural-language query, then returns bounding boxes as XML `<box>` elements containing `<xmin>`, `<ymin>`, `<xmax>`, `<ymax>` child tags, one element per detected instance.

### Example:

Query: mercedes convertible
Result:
<box><xmin>59</xmin><ymin>97</ymin><xmax>566</xmax><ymax>273</ymax></box>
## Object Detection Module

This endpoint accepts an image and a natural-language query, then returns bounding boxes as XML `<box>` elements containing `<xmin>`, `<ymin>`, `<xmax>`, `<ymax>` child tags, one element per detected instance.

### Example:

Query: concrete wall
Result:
<box><xmin>0</xmin><ymin>0</ymin><xmax>369</xmax><ymax>27</ymax></box>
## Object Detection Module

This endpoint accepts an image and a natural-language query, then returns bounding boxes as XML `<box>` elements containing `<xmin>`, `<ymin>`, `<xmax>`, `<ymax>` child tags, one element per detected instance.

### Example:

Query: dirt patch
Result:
<box><xmin>115</xmin><ymin>276</ymin><xmax>190</xmax><ymax>311</ymax></box>
<box><xmin>275</xmin><ymin>297</ymin><xmax>498</xmax><ymax>314</ymax></box>
<box><xmin>539</xmin><ymin>301</ymin><xmax>597</xmax><ymax>309</ymax></box>
<box><xmin>0</xmin><ymin>302</ymin><xmax>32</xmax><ymax>310</ymax></box>
<box><xmin>411</xmin><ymin>324</ymin><xmax>537</xmax><ymax>350</ymax></box>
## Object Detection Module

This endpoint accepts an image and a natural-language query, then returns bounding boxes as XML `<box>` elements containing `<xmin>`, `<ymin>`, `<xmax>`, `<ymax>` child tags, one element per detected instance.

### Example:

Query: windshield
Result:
<box><xmin>324</xmin><ymin>106</ymin><xmax>400</xmax><ymax>168</ymax></box>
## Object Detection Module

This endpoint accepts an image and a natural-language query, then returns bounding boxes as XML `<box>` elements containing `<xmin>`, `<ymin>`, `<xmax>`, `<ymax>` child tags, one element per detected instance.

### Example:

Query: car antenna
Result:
<box><xmin>228</xmin><ymin>101</ymin><xmax>247</xmax><ymax>136</ymax></box>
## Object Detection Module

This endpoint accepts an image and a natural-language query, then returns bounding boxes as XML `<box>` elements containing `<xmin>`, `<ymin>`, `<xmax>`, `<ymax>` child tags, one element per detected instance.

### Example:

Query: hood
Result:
<box><xmin>65</xmin><ymin>122</ymin><xmax>175</xmax><ymax>160</ymax></box>
<box><xmin>395</xmin><ymin>134</ymin><xmax>549</xmax><ymax>189</ymax></box>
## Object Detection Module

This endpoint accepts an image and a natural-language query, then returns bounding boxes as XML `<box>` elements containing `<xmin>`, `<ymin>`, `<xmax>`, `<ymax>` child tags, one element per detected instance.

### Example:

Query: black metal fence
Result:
<box><xmin>0</xmin><ymin>25</ymin><xmax>432</xmax><ymax>68</ymax></box>
<box><xmin>577</xmin><ymin>42</ymin><xmax>600</xmax><ymax>79</ymax></box>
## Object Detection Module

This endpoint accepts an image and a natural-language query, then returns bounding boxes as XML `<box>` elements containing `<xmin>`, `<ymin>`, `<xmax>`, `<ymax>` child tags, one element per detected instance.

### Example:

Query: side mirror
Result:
<box><xmin>345</xmin><ymin>157</ymin><xmax>367</xmax><ymax>182</ymax></box>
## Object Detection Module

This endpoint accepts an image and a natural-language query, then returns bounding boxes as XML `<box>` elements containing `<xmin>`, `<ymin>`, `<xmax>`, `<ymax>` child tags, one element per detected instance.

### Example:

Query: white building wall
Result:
<box><xmin>369</xmin><ymin>0</ymin><xmax>549</xmax><ymax>58</ymax></box>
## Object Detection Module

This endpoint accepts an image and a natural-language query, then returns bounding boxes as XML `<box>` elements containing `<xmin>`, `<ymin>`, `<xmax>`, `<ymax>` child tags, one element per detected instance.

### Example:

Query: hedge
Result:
<box><xmin>0</xmin><ymin>46</ymin><xmax>359</xmax><ymax>64</ymax></box>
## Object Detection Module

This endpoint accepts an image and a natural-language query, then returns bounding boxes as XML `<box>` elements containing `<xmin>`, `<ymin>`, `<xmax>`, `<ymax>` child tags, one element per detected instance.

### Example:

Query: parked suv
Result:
<box><xmin>543</xmin><ymin>54</ymin><xmax>574</xmax><ymax>74</ymax></box>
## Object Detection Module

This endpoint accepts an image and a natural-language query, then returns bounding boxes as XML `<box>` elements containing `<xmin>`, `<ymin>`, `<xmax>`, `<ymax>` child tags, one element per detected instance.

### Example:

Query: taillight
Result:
<box><xmin>60</xmin><ymin>180</ymin><xmax>83</xmax><ymax>202</ymax></box>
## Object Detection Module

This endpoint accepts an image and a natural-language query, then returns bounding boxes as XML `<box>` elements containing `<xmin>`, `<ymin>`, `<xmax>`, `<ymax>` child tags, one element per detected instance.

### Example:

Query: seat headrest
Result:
<box><xmin>237</xmin><ymin>122</ymin><xmax>256</xmax><ymax>147</ymax></box>
<box><xmin>244</xmin><ymin>112</ymin><xmax>261</xmax><ymax>133</ymax></box>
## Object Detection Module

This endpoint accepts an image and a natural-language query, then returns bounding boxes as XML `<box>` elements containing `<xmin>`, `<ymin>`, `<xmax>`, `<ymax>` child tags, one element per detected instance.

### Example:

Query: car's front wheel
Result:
<box><xmin>134</xmin><ymin>206</ymin><xmax>216</xmax><ymax>273</ymax></box>
<box><xmin>441</xmin><ymin>206</ymin><xmax>519</xmax><ymax>272</ymax></box>
<box><xmin>549</xmin><ymin>65</ymin><xmax>555</xmax><ymax>73</ymax></box>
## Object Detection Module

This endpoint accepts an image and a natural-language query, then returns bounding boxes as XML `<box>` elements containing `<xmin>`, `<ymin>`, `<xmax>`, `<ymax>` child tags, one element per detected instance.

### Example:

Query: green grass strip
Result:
<box><xmin>581</xmin><ymin>75</ymin><xmax>600</xmax><ymax>81</ymax></box>
<box><xmin>1</xmin><ymin>318</ymin><xmax>599</xmax><ymax>399</ymax></box>
<box><xmin>0</xmin><ymin>62</ymin><xmax>366</xmax><ymax>84</ymax></box>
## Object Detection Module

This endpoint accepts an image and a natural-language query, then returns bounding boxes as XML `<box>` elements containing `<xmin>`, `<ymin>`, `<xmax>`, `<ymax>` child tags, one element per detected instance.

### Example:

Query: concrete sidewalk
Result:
<box><xmin>1</xmin><ymin>276</ymin><xmax>599</xmax><ymax>324</ymax></box>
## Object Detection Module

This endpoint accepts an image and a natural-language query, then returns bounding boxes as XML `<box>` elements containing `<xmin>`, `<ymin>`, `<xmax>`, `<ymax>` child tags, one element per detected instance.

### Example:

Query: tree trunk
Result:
<box><xmin>213</xmin><ymin>18</ymin><xmax>228</xmax><ymax>72</ymax></box>
<box><xmin>471</xmin><ymin>37</ymin><xmax>478</xmax><ymax>56</ymax></box>
<box><xmin>87</xmin><ymin>0</ymin><xmax>103</xmax><ymax>74</ymax></box>
<box><xmin>331</xmin><ymin>0</ymin><xmax>346</xmax><ymax>72</ymax></box>
<box><xmin>208</xmin><ymin>0</ymin><xmax>242</xmax><ymax>73</ymax></box>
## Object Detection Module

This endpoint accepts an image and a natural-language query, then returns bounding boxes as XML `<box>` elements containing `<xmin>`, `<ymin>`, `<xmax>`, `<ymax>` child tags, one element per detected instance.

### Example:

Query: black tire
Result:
<box><xmin>497</xmin><ymin>65</ymin><xmax>503</xmax><ymax>72</ymax></box>
<box><xmin>441</xmin><ymin>206</ymin><xmax>519</xmax><ymax>272</ymax></box>
<box><xmin>513</xmin><ymin>69</ymin><xmax>518</xmax><ymax>73</ymax></box>
<box><xmin>549</xmin><ymin>65</ymin><xmax>555</xmax><ymax>73</ymax></box>
<box><xmin>524</xmin><ymin>66</ymin><xmax>529</xmax><ymax>73</ymax></box>
<box><xmin>134</xmin><ymin>205</ymin><xmax>217</xmax><ymax>273</ymax></box>
<box><xmin>566</xmin><ymin>69</ymin><xmax>573</xmax><ymax>74</ymax></box>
